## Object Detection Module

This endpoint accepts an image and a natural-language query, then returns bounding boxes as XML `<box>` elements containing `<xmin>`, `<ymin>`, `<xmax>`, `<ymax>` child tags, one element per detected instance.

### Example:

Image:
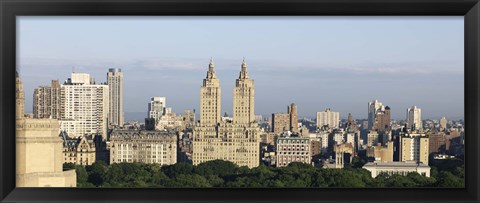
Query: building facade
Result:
<box><xmin>363</xmin><ymin>161</ymin><xmax>431</xmax><ymax>178</ymax></box>
<box><xmin>62</xmin><ymin>135</ymin><xmax>96</xmax><ymax>165</ymax></box>
<box><xmin>107</xmin><ymin>68</ymin><xmax>124</xmax><ymax>128</ymax></box>
<box><xmin>406</xmin><ymin>106</ymin><xmax>422</xmax><ymax>130</ymax></box>
<box><xmin>276</xmin><ymin>136</ymin><xmax>311</xmax><ymax>167</ymax></box>
<box><xmin>272</xmin><ymin>113</ymin><xmax>290</xmax><ymax>134</ymax></box>
<box><xmin>316</xmin><ymin>108</ymin><xmax>340</xmax><ymax>129</ymax></box>
<box><xmin>400</xmin><ymin>132</ymin><xmax>429</xmax><ymax>165</ymax></box>
<box><xmin>59</xmin><ymin>72</ymin><xmax>109</xmax><ymax>140</ymax></box>
<box><xmin>193</xmin><ymin>58</ymin><xmax>261</xmax><ymax>168</ymax></box>
<box><xmin>368</xmin><ymin>99</ymin><xmax>384</xmax><ymax>130</ymax></box>
<box><xmin>33</xmin><ymin>80</ymin><xmax>61</xmax><ymax>119</ymax></box>
<box><xmin>109</xmin><ymin>130</ymin><xmax>177</xmax><ymax>165</ymax></box>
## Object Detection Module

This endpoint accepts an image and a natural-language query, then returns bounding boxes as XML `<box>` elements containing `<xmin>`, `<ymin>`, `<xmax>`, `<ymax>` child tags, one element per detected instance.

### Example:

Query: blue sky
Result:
<box><xmin>17</xmin><ymin>16</ymin><xmax>464</xmax><ymax>121</ymax></box>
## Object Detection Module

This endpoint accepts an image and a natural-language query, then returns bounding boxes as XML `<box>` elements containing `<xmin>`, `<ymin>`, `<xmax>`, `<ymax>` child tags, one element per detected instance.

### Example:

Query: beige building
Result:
<box><xmin>367</xmin><ymin>141</ymin><xmax>394</xmax><ymax>163</ymax></box>
<box><xmin>60</xmin><ymin>72</ymin><xmax>109</xmax><ymax>140</ymax></box>
<box><xmin>367</xmin><ymin>130</ymin><xmax>380</xmax><ymax>147</ymax></box>
<box><xmin>400</xmin><ymin>132</ymin><xmax>429</xmax><ymax>165</ymax></box>
<box><xmin>16</xmin><ymin>72</ymin><xmax>76</xmax><ymax>187</ymax></box>
<box><xmin>107</xmin><ymin>68</ymin><xmax>124</xmax><ymax>128</ymax></box>
<box><xmin>276</xmin><ymin>136</ymin><xmax>311</xmax><ymax>167</ymax></box>
<box><xmin>62</xmin><ymin>134</ymin><xmax>96</xmax><ymax>165</ymax></box>
<box><xmin>272</xmin><ymin>103</ymin><xmax>299</xmax><ymax>134</ymax></box>
<box><xmin>33</xmin><ymin>80</ymin><xmax>61</xmax><ymax>119</ymax></box>
<box><xmin>316</xmin><ymin>108</ymin><xmax>340</xmax><ymax>129</ymax></box>
<box><xmin>109</xmin><ymin>130</ymin><xmax>177</xmax><ymax>165</ymax></box>
<box><xmin>272</xmin><ymin>113</ymin><xmax>290</xmax><ymax>134</ymax></box>
<box><xmin>193</xmin><ymin>58</ymin><xmax>261</xmax><ymax>168</ymax></box>
<box><xmin>363</xmin><ymin>161</ymin><xmax>431</xmax><ymax>178</ymax></box>
<box><xmin>439</xmin><ymin>117</ymin><xmax>448</xmax><ymax>131</ymax></box>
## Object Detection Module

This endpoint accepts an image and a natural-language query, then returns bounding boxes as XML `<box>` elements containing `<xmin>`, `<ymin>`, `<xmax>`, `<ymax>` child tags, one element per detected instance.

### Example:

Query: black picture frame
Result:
<box><xmin>1</xmin><ymin>0</ymin><xmax>479</xmax><ymax>202</ymax></box>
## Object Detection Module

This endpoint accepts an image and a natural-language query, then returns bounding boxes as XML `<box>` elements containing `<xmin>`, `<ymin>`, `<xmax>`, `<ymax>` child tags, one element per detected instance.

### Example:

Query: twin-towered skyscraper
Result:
<box><xmin>193</xmin><ymin>58</ymin><xmax>261</xmax><ymax>168</ymax></box>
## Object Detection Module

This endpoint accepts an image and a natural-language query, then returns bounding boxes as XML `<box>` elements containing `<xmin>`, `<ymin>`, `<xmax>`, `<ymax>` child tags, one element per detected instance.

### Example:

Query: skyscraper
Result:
<box><xmin>60</xmin><ymin>72</ymin><xmax>109</xmax><ymax>140</ymax></box>
<box><xmin>316</xmin><ymin>108</ymin><xmax>340</xmax><ymax>129</ymax></box>
<box><xmin>107</xmin><ymin>68</ymin><xmax>124</xmax><ymax>128</ymax></box>
<box><xmin>193</xmin><ymin>58</ymin><xmax>261</xmax><ymax>168</ymax></box>
<box><xmin>33</xmin><ymin>80</ymin><xmax>61</xmax><ymax>119</ymax></box>
<box><xmin>200</xmin><ymin>58</ymin><xmax>222</xmax><ymax>125</ymax></box>
<box><xmin>288</xmin><ymin>103</ymin><xmax>299</xmax><ymax>132</ymax></box>
<box><xmin>368</xmin><ymin>99</ymin><xmax>385</xmax><ymax>130</ymax></box>
<box><xmin>406</xmin><ymin>106</ymin><xmax>422</xmax><ymax>130</ymax></box>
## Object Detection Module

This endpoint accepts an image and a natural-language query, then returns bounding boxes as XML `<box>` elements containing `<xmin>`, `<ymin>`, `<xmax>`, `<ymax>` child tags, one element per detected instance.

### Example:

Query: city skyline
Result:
<box><xmin>18</xmin><ymin>16</ymin><xmax>464</xmax><ymax>120</ymax></box>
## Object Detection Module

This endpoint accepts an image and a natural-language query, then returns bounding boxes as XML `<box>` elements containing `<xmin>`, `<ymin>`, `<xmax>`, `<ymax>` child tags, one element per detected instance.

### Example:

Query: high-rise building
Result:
<box><xmin>407</xmin><ymin>106</ymin><xmax>422</xmax><ymax>130</ymax></box>
<box><xmin>368</xmin><ymin>99</ymin><xmax>385</xmax><ymax>130</ymax></box>
<box><xmin>59</xmin><ymin>72</ymin><xmax>109</xmax><ymax>140</ymax></box>
<box><xmin>33</xmin><ymin>80</ymin><xmax>61</xmax><ymax>119</ymax></box>
<box><xmin>316</xmin><ymin>108</ymin><xmax>340</xmax><ymax>129</ymax></box>
<box><xmin>399</xmin><ymin>132</ymin><xmax>429</xmax><ymax>165</ymax></box>
<box><xmin>148</xmin><ymin>97</ymin><xmax>166</xmax><ymax>120</ymax></box>
<box><xmin>272</xmin><ymin>113</ymin><xmax>290</xmax><ymax>134</ymax></box>
<box><xmin>16</xmin><ymin>72</ymin><xmax>76</xmax><ymax>187</ymax></box>
<box><xmin>107</xmin><ymin>68</ymin><xmax>124</xmax><ymax>128</ymax></box>
<box><xmin>373</xmin><ymin>106</ymin><xmax>391</xmax><ymax>132</ymax></box>
<box><xmin>288</xmin><ymin>103</ymin><xmax>299</xmax><ymax>132</ymax></box>
<box><xmin>439</xmin><ymin>117</ymin><xmax>448</xmax><ymax>131</ymax></box>
<box><xmin>193</xmin><ymin>58</ymin><xmax>261</xmax><ymax>168</ymax></box>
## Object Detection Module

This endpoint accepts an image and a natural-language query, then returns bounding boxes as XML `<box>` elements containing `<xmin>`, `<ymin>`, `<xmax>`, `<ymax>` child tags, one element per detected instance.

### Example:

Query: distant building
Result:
<box><xmin>439</xmin><ymin>117</ymin><xmax>448</xmax><ymax>131</ymax></box>
<box><xmin>367</xmin><ymin>141</ymin><xmax>394</xmax><ymax>163</ymax></box>
<box><xmin>33</xmin><ymin>80</ymin><xmax>61</xmax><ymax>119</ymax></box>
<box><xmin>62</xmin><ymin>134</ymin><xmax>96</xmax><ymax>166</ymax></box>
<box><xmin>288</xmin><ymin>103</ymin><xmax>299</xmax><ymax>132</ymax></box>
<box><xmin>148</xmin><ymin>97</ymin><xmax>166</xmax><ymax>120</ymax></box>
<box><xmin>272</xmin><ymin>113</ymin><xmax>290</xmax><ymax>134</ymax></box>
<box><xmin>406</xmin><ymin>106</ymin><xmax>422</xmax><ymax>130</ymax></box>
<box><xmin>276</xmin><ymin>135</ymin><xmax>311</xmax><ymax>167</ymax></box>
<box><xmin>363</xmin><ymin>161</ymin><xmax>431</xmax><ymax>178</ymax></box>
<box><xmin>429</xmin><ymin>132</ymin><xmax>447</xmax><ymax>155</ymax></box>
<box><xmin>368</xmin><ymin>99</ymin><xmax>384</xmax><ymax>130</ymax></box>
<box><xmin>107</xmin><ymin>68</ymin><xmax>124</xmax><ymax>128</ymax></box>
<box><xmin>400</xmin><ymin>132</ymin><xmax>429</xmax><ymax>165</ymax></box>
<box><xmin>367</xmin><ymin>130</ymin><xmax>380</xmax><ymax>147</ymax></box>
<box><xmin>109</xmin><ymin>130</ymin><xmax>177</xmax><ymax>165</ymax></box>
<box><xmin>316</xmin><ymin>108</ymin><xmax>340</xmax><ymax>129</ymax></box>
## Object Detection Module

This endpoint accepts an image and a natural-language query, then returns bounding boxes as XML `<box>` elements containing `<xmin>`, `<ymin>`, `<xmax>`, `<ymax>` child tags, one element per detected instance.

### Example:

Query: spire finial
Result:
<box><xmin>210</xmin><ymin>57</ymin><xmax>214</xmax><ymax>65</ymax></box>
<box><xmin>242</xmin><ymin>57</ymin><xmax>246</xmax><ymax>65</ymax></box>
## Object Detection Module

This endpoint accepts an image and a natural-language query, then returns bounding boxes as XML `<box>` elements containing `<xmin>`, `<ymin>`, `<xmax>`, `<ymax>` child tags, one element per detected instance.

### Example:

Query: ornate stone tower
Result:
<box><xmin>200</xmin><ymin>58</ymin><xmax>222</xmax><ymax>125</ymax></box>
<box><xmin>16</xmin><ymin>72</ymin><xmax>76</xmax><ymax>187</ymax></box>
<box><xmin>16</xmin><ymin>71</ymin><xmax>24</xmax><ymax>119</ymax></box>
<box><xmin>233</xmin><ymin>58</ymin><xmax>255</xmax><ymax>125</ymax></box>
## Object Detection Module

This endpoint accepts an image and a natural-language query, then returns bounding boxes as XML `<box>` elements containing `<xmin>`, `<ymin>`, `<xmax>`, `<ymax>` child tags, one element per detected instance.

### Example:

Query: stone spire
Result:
<box><xmin>206</xmin><ymin>57</ymin><xmax>217</xmax><ymax>79</ymax></box>
<box><xmin>239</xmin><ymin>57</ymin><xmax>249</xmax><ymax>79</ymax></box>
<box><xmin>16</xmin><ymin>71</ymin><xmax>25</xmax><ymax>119</ymax></box>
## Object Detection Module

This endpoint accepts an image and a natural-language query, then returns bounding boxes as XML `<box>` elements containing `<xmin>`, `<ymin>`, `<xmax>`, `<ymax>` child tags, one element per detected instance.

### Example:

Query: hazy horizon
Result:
<box><xmin>17</xmin><ymin>16</ymin><xmax>464</xmax><ymax>121</ymax></box>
